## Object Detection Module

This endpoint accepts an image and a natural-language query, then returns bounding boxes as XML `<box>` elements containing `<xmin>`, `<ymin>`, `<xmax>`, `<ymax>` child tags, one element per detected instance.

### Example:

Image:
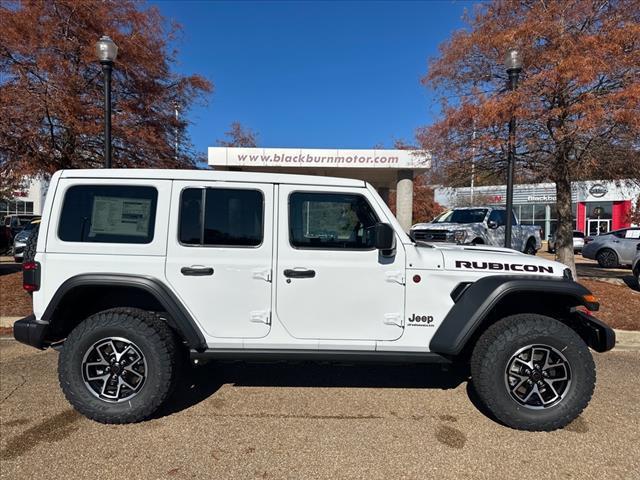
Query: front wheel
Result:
<box><xmin>596</xmin><ymin>248</ymin><xmax>619</xmax><ymax>268</ymax></box>
<box><xmin>470</xmin><ymin>314</ymin><xmax>595</xmax><ymax>431</ymax></box>
<box><xmin>58</xmin><ymin>308</ymin><xmax>181</xmax><ymax>423</ymax></box>
<box><xmin>524</xmin><ymin>238</ymin><xmax>537</xmax><ymax>255</ymax></box>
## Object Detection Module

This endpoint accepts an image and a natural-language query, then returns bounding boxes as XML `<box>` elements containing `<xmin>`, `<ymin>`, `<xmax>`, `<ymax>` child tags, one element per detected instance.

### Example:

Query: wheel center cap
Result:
<box><xmin>531</xmin><ymin>370</ymin><xmax>542</xmax><ymax>382</ymax></box>
<box><xmin>111</xmin><ymin>362</ymin><xmax>122</xmax><ymax>375</ymax></box>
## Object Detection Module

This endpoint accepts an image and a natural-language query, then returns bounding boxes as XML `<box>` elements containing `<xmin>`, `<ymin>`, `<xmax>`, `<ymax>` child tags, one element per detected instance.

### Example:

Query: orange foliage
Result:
<box><xmin>0</xmin><ymin>0</ymin><xmax>213</xmax><ymax>188</ymax></box>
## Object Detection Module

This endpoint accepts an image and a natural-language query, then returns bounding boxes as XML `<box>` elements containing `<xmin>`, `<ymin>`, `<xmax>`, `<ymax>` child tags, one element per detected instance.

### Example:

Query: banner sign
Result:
<box><xmin>208</xmin><ymin>147</ymin><xmax>431</xmax><ymax>169</ymax></box>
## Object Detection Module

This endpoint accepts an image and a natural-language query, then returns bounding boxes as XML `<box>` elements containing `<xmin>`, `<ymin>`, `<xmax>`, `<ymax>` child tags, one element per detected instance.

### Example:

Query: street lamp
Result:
<box><xmin>96</xmin><ymin>35</ymin><xmax>118</xmax><ymax>168</ymax></box>
<box><xmin>504</xmin><ymin>47</ymin><xmax>522</xmax><ymax>249</ymax></box>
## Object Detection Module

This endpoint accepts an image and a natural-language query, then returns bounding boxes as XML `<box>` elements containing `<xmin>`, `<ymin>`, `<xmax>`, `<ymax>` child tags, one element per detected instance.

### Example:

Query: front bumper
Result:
<box><xmin>572</xmin><ymin>310</ymin><xmax>616</xmax><ymax>352</ymax></box>
<box><xmin>13</xmin><ymin>314</ymin><xmax>50</xmax><ymax>349</ymax></box>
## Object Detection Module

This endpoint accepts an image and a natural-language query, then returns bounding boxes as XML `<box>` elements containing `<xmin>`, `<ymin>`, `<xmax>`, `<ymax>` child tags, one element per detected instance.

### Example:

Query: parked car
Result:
<box><xmin>3</xmin><ymin>214</ymin><xmax>39</xmax><ymax>238</ymax></box>
<box><xmin>581</xmin><ymin>227</ymin><xmax>640</xmax><ymax>268</ymax></box>
<box><xmin>410</xmin><ymin>207</ymin><xmax>542</xmax><ymax>254</ymax></box>
<box><xmin>14</xmin><ymin>169</ymin><xmax>614</xmax><ymax>431</ymax></box>
<box><xmin>13</xmin><ymin>218</ymin><xmax>41</xmax><ymax>262</ymax></box>
<box><xmin>547</xmin><ymin>230</ymin><xmax>585</xmax><ymax>254</ymax></box>
<box><xmin>632</xmin><ymin>245</ymin><xmax>640</xmax><ymax>287</ymax></box>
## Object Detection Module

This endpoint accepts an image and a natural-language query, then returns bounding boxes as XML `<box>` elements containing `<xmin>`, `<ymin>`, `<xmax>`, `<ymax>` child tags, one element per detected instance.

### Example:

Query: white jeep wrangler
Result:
<box><xmin>15</xmin><ymin>169</ymin><xmax>614</xmax><ymax>431</ymax></box>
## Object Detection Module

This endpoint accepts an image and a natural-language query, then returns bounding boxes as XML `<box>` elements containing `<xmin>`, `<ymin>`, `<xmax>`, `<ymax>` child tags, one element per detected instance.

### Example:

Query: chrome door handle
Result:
<box><xmin>181</xmin><ymin>266</ymin><xmax>214</xmax><ymax>276</ymax></box>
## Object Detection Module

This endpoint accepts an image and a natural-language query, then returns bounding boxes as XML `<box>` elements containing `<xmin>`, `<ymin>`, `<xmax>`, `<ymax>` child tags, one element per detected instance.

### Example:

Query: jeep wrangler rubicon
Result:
<box><xmin>15</xmin><ymin>169</ymin><xmax>615</xmax><ymax>431</ymax></box>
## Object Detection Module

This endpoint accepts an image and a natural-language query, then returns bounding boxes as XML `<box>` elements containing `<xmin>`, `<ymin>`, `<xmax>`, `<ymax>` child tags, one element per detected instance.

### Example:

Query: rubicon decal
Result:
<box><xmin>455</xmin><ymin>260</ymin><xmax>554</xmax><ymax>274</ymax></box>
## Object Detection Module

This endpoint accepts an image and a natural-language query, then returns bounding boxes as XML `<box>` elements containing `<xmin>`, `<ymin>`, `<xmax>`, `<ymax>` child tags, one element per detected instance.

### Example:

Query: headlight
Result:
<box><xmin>453</xmin><ymin>230</ymin><xmax>467</xmax><ymax>244</ymax></box>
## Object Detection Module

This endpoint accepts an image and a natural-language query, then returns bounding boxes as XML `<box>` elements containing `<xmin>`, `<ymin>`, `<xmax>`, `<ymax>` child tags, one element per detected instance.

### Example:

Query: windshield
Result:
<box><xmin>434</xmin><ymin>209</ymin><xmax>488</xmax><ymax>224</ymax></box>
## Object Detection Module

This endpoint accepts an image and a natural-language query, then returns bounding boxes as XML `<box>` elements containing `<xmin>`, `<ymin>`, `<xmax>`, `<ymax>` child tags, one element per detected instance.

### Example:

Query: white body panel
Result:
<box><xmin>274</xmin><ymin>184</ymin><xmax>406</xmax><ymax>342</ymax></box>
<box><xmin>164</xmin><ymin>181</ymin><xmax>274</xmax><ymax>340</ymax></box>
<box><xmin>33</xmin><ymin>169</ymin><xmax>568</xmax><ymax>354</ymax></box>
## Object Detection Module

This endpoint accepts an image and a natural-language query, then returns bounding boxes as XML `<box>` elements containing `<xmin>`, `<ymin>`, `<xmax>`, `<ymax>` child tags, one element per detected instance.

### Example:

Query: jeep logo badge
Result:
<box><xmin>589</xmin><ymin>184</ymin><xmax>607</xmax><ymax>198</ymax></box>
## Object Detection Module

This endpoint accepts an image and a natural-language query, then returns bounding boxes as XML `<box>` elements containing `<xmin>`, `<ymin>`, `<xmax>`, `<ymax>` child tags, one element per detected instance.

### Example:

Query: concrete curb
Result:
<box><xmin>614</xmin><ymin>329</ymin><xmax>640</xmax><ymax>351</ymax></box>
<box><xmin>0</xmin><ymin>316</ymin><xmax>22</xmax><ymax>328</ymax></box>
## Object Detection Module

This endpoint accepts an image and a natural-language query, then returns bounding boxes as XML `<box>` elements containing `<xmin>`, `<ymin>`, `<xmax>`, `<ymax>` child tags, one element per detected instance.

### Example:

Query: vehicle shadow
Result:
<box><xmin>156</xmin><ymin>360</ymin><xmax>470</xmax><ymax>419</ymax></box>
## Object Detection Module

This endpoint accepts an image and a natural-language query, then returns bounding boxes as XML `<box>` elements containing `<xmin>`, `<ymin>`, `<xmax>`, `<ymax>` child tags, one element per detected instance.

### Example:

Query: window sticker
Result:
<box><xmin>626</xmin><ymin>230</ymin><xmax>640</xmax><ymax>239</ymax></box>
<box><xmin>89</xmin><ymin>196</ymin><xmax>152</xmax><ymax>237</ymax></box>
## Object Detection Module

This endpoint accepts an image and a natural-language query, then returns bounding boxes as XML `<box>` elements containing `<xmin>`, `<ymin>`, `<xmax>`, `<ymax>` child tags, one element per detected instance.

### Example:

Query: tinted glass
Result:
<box><xmin>289</xmin><ymin>192</ymin><xmax>378</xmax><ymax>249</ymax></box>
<box><xmin>204</xmin><ymin>189</ymin><xmax>263</xmax><ymax>246</ymax></box>
<box><xmin>179</xmin><ymin>188</ymin><xmax>264</xmax><ymax>247</ymax></box>
<box><xmin>440</xmin><ymin>209</ymin><xmax>487</xmax><ymax>224</ymax></box>
<box><xmin>573</xmin><ymin>231</ymin><xmax>585</xmax><ymax>238</ymax></box>
<box><xmin>58</xmin><ymin>185</ymin><xmax>157</xmax><ymax>243</ymax></box>
<box><xmin>179</xmin><ymin>188</ymin><xmax>203</xmax><ymax>245</ymax></box>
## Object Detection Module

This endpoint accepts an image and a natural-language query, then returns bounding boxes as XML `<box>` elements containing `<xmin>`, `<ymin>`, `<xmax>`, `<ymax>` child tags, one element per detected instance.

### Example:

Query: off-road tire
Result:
<box><xmin>59</xmin><ymin>307</ymin><xmax>181</xmax><ymax>424</ymax></box>
<box><xmin>524</xmin><ymin>238</ymin><xmax>537</xmax><ymax>255</ymax></box>
<box><xmin>22</xmin><ymin>224</ymin><xmax>39</xmax><ymax>264</ymax></box>
<box><xmin>596</xmin><ymin>248</ymin><xmax>619</xmax><ymax>268</ymax></box>
<box><xmin>470</xmin><ymin>314</ymin><xmax>595</xmax><ymax>431</ymax></box>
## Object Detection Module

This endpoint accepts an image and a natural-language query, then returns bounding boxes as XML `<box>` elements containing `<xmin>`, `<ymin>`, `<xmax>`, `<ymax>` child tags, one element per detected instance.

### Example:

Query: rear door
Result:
<box><xmin>274</xmin><ymin>185</ymin><xmax>406</xmax><ymax>341</ymax></box>
<box><xmin>617</xmin><ymin>229</ymin><xmax>640</xmax><ymax>264</ymax></box>
<box><xmin>165</xmin><ymin>181</ymin><xmax>273</xmax><ymax>339</ymax></box>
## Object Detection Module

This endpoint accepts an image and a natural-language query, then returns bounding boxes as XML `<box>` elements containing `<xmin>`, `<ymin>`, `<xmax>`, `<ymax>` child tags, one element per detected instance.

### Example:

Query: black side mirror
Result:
<box><xmin>487</xmin><ymin>220</ymin><xmax>499</xmax><ymax>229</ymax></box>
<box><xmin>374</xmin><ymin>223</ymin><xmax>395</xmax><ymax>251</ymax></box>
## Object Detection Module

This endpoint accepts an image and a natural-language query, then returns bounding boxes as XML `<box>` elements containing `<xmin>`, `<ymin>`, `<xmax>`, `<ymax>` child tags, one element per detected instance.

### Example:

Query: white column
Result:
<box><xmin>396</xmin><ymin>169</ymin><xmax>414</xmax><ymax>232</ymax></box>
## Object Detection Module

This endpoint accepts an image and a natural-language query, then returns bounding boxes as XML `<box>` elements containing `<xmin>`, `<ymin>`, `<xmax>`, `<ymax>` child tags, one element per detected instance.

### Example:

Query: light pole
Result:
<box><xmin>504</xmin><ymin>48</ymin><xmax>522</xmax><ymax>249</ymax></box>
<box><xmin>96</xmin><ymin>35</ymin><xmax>118</xmax><ymax>168</ymax></box>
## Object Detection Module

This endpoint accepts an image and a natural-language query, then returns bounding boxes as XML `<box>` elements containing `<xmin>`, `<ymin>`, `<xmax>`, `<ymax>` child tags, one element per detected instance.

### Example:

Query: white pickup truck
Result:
<box><xmin>410</xmin><ymin>207</ymin><xmax>542</xmax><ymax>255</ymax></box>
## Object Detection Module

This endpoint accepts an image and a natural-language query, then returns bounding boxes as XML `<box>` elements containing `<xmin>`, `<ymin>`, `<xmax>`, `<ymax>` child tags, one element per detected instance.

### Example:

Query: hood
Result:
<box><xmin>423</xmin><ymin>243</ymin><xmax>565</xmax><ymax>278</ymax></box>
<box><xmin>412</xmin><ymin>222</ymin><xmax>475</xmax><ymax>230</ymax></box>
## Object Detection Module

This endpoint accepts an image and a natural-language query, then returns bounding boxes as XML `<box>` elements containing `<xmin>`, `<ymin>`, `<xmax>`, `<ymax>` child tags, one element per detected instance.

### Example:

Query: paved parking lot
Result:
<box><xmin>1</xmin><ymin>341</ymin><xmax>639</xmax><ymax>480</ymax></box>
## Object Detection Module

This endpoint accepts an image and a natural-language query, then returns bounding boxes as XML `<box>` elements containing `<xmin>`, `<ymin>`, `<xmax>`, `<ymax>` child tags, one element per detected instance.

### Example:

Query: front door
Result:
<box><xmin>587</xmin><ymin>219</ymin><xmax>610</xmax><ymax>237</ymax></box>
<box><xmin>275</xmin><ymin>185</ymin><xmax>405</xmax><ymax>341</ymax></box>
<box><xmin>165</xmin><ymin>181</ymin><xmax>273</xmax><ymax>339</ymax></box>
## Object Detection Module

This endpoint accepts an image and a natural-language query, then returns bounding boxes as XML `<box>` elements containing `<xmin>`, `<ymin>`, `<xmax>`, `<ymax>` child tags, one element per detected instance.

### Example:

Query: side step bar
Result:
<box><xmin>189</xmin><ymin>348</ymin><xmax>453</xmax><ymax>364</ymax></box>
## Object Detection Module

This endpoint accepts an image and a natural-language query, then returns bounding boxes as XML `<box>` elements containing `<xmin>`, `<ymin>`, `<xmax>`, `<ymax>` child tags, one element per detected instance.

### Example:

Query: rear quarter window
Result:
<box><xmin>58</xmin><ymin>185</ymin><xmax>158</xmax><ymax>244</ymax></box>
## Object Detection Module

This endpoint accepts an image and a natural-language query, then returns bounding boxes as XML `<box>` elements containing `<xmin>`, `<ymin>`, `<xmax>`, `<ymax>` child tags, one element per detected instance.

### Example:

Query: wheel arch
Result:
<box><xmin>41</xmin><ymin>274</ymin><xmax>206</xmax><ymax>350</ymax></box>
<box><xmin>430</xmin><ymin>275</ymin><xmax>607</xmax><ymax>357</ymax></box>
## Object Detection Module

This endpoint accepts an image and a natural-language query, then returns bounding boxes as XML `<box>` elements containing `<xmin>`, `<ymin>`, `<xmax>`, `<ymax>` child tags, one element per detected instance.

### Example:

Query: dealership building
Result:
<box><xmin>1</xmin><ymin>177</ymin><xmax>48</xmax><ymax>219</ymax></box>
<box><xmin>435</xmin><ymin>179</ymin><xmax>640</xmax><ymax>238</ymax></box>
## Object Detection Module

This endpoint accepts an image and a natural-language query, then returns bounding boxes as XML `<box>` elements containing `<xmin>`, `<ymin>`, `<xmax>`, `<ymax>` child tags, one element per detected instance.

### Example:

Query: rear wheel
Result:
<box><xmin>596</xmin><ymin>248</ymin><xmax>619</xmax><ymax>268</ymax></box>
<box><xmin>470</xmin><ymin>314</ymin><xmax>595</xmax><ymax>431</ymax></box>
<box><xmin>59</xmin><ymin>308</ymin><xmax>181</xmax><ymax>423</ymax></box>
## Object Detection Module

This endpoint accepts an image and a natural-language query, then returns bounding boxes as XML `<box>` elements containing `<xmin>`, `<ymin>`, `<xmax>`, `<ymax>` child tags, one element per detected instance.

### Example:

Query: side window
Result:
<box><xmin>58</xmin><ymin>185</ymin><xmax>157</xmax><ymax>244</ymax></box>
<box><xmin>289</xmin><ymin>192</ymin><xmax>379</xmax><ymax>249</ymax></box>
<box><xmin>488</xmin><ymin>209</ymin><xmax>506</xmax><ymax>226</ymax></box>
<box><xmin>179</xmin><ymin>188</ymin><xmax>264</xmax><ymax>247</ymax></box>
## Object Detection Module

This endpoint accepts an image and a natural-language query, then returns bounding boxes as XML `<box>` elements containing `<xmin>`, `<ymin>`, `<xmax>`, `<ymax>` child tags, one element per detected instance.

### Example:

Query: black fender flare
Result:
<box><xmin>42</xmin><ymin>273</ymin><xmax>207</xmax><ymax>351</ymax></box>
<box><xmin>429</xmin><ymin>275</ymin><xmax>600</xmax><ymax>355</ymax></box>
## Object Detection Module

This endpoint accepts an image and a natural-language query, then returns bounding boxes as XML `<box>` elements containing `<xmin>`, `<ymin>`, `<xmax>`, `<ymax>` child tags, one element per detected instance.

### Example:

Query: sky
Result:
<box><xmin>154</xmin><ymin>0</ymin><xmax>472</xmax><ymax>156</ymax></box>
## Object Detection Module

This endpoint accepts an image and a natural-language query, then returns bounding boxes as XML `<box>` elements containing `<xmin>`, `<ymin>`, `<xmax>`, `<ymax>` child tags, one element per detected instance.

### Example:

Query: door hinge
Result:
<box><xmin>385</xmin><ymin>271</ymin><xmax>405</xmax><ymax>285</ymax></box>
<box><xmin>250</xmin><ymin>310</ymin><xmax>271</xmax><ymax>325</ymax></box>
<box><xmin>383</xmin><ymin>313</ymin><xmax>404</xmax><ymax>328</ymax></box>
<box><xmin>252</xmin><ymin>268</ymin><xmax>272</xmax><ymax>283</ymax></box>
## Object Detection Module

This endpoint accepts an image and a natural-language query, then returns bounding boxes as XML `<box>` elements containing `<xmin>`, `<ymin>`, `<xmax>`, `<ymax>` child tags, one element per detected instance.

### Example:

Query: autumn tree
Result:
<box><xmin>0</xmin><ymin>0</ymin><xmax>212</xmax><ymax>190</ymax></box>
<box><xmin>419</xmin><ymin>0</ymin><xmax>640</xmax><ymax>275</ymax></box>
<box><xmin>217</xmin><ymin>121</ymin><xmax>259</xmax><ymax>148</ymax></box>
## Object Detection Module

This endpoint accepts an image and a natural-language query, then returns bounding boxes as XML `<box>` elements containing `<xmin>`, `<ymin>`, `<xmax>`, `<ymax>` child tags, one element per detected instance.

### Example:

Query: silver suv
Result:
<box><xmin>582</xmin><ymin>227</ymin><xmax>640</xmax><ymax>268</ymax></box>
